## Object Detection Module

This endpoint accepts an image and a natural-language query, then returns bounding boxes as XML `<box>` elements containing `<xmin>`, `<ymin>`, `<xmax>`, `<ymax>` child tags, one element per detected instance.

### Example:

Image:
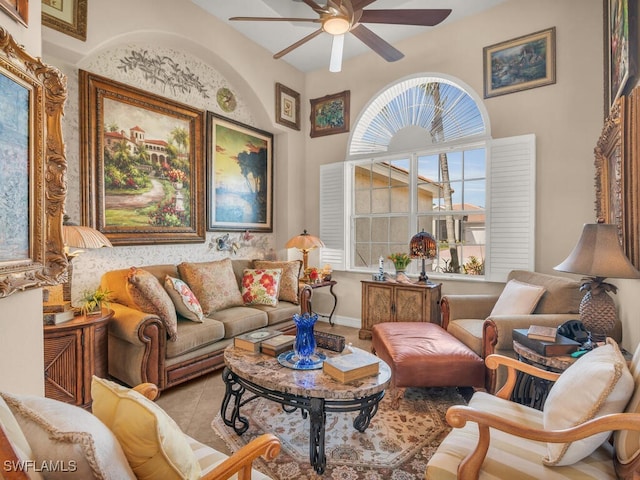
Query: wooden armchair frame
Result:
<box><xmin>445</xmin><ymin>354</ymin><xmax>640</xmax><ymax>480</ymax></box>
<box><xmin>0</xmin><ymin>383</ymin><xmax>280</xmax><ymax>480</ymax></box>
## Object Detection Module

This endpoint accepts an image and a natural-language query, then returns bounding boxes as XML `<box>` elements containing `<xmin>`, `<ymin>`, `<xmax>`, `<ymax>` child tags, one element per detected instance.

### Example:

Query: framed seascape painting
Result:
<box><xmin>310</xmin><ymin>90</ymin><xmax>350</xmax><ymax>138</ymax></box>
<box><xmin>483</xmin><ymin>27</ymin><xmax>556</xmax><ymax>99</ymax></box>
<box><xmin>0</xmin><ymin>28</ymin><xmax>68</xmax><ymax>298</ymax></box>
<box><xmin>42</xmin><ymin>0</ymin><xmax>87</xmax><ymax>40</ymax></box>
<box><xmin>79</xmin><ymin>70</ymin><xmax>206</xmax><ymax>245</ymax></box>
<box><xmin>206</xmin><ymin>112</ymin><xmax>273</xmax><ymax>232</ymax></box>
<box><xmin>0</xmin><ymin>0</ymin><xmax>28</xmax><ymax>26</ymax></box>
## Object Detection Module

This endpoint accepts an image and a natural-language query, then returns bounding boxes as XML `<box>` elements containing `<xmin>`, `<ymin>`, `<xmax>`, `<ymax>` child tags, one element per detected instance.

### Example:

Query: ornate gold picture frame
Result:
<box><xmin>0</xmin><ymin>27</ymin><xmax>68</xmax><ymax>298</ymax></box>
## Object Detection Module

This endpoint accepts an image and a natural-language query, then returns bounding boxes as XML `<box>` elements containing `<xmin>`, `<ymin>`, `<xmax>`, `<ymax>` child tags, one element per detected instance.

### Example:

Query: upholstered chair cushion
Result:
<box><xmin>127</xmin><ymin>267</ymin><xmax>179</xmax><ymax>341</ymax></box>
<box><xmin>241</xmin><ymin>268</ymin><xmax>282</xmax><ymax>306</ymax></box>
<box><xmin>0</xmin><ymin>394</ymin><xmax>43</xmax><ymax>480</ymax></box>
<box><xmin>253</xmin><ymin>260</ymin><xmax>302</xmax><ymax>304</ymax></box>
<box><xmin>508</xmin><ymin>270</ymin><xmax>582</xmax><ymax>314</ymax></box>
<box><xmin>178</xmin><ymin>259</ymin><xmax>243</xmax><ymax>315</ymax></box>
<box><xmin>489</xmin><ymin>279</ymin><xmax>546</xmax><ymax>316</ymax></box>
<box><xmin>91</xmin><ymin>376</ymin><xmax>201</xmax><ymax>480</ymax></box>
<box><xmin>1</xmin><ymin>392</ymin><xmax>135</xmax><ymax>480</ymax></box>
<box><xmin>543</xmin><ymin>339</ymin><xmax>634</xmax><ymax>466</ymax></box>
<box><xmin>164</xmin><ymin>275</ymin><xmax>204</xmax><ymax>322</ymax></box>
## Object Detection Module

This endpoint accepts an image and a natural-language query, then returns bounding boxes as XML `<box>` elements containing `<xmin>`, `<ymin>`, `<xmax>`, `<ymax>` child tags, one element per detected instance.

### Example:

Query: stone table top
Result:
<box><xmin>223</xmin><ymin>345</ymin><xmax>391</xmax><ymax>400</ymax></box>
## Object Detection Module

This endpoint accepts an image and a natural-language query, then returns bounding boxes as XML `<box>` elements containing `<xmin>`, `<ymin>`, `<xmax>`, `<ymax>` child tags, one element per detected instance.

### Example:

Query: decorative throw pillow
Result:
<box><xmin>241</xmin><ymin>268</ymin><xmax>282</xmax><ymax>306</ymax></box>
<box><xmin>0</xmin><ymin>392</ymin><xmax>135</xmax><ymax>480</ymax></box>
<box><xmin>91</xmin><ymin>376</ymin><xmax>201</xmax><ymax>480</ymax></box>
<box><xmin>0</xmin><ymin>394</ymin><xmax>43</xmax><ymax>480</ymax></box>
<box><xmin>126</xmin><ymin>267</ymin><xmax>179</xmax><ymax>341</ymax></box>
<box><xmin>253</xmin><ymin>260</ymin><xmax>302</xmax><ymax>304</ymax></box>
<box><xmin>177</xmin><ymin>259</ymin><xmax>243</xmax><ymax>315</ymax></box>
<box><xmin>543</xmin><ymin>339</ymin><xmax>634</xmax><ymax>466</ymax></box>
<box><xmin>489</xmin><ymin>279</ymin><xmax>546</xmax><ymax>316</ymax></box>
<box><xmin>164</xmin><ymin>275</ymin><xmax>204</xmax><ymax>322</ymax></box>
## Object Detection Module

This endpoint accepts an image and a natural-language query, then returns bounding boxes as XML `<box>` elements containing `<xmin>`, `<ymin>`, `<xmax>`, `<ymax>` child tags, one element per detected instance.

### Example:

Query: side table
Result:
<box><xmin>512</xmin><ymin>340</ymin><xmax>575</xmax><ymax>410</ymax></box>
<box><xmin>302</xmin><ymin>280</ymin><xmax>338</xmax><ymax>326</ymax></box>
<box><xmin>43</xmin><ymin>309</ymin><xmax>113</xmax><ymax>409</ymax></box>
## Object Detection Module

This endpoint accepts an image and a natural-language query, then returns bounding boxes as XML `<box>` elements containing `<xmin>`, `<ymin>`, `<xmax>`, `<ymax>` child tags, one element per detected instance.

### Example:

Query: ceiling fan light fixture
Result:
<box><xmin>323</xmin><ymin>16</ymin><xmax>350</xmax><ymax>35</ymax></box>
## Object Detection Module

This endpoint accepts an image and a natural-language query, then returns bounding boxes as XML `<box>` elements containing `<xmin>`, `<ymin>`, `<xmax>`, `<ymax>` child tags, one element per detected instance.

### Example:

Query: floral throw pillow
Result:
<box><xmin>253</xmin><ymin>260</ymin><xmax>302</xmax><ymax>304</ymax></box>
<box><xmin>241</xmin><ymin>269</ymin><xmax>282</xmax><ymax>307</ymax></box>
<box><xmin>164</xmin><ymin>276</ymin><xmax>204</xmax><ymax>323</ymax></box>
<box><xmin>127</xmin><ymin>267</ymin><xmax>178</xmax><ymax>341</ymax></box>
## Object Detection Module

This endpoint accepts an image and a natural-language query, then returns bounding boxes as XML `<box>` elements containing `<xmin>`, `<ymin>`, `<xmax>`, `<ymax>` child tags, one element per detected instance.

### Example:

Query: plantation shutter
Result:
<box><xmin>319</xmin><ymin>162</ymin><xmax>346</xmax><ymax>270</ymax></box>
<box><xmin>485</xmin><ymin>134</ymin><xmax>536</xmax><ymax>282</ymax></box>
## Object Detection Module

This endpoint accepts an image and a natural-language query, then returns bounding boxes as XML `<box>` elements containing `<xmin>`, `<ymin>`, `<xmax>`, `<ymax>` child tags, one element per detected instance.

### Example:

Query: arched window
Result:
<box><xmin>320</xmin><ymin>75</ymin><xmax>535</xmax><ymax>281</ymax></box>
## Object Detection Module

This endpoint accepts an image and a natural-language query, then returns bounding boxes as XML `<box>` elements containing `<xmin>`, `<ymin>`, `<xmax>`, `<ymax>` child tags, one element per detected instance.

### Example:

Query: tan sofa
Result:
<box><xmin>440</xmin><ymin>270</ymin><xmax>622</xmax><ymax>392</ymax></box>
<box><xmin>100</xmin><ymin>259</ymin><xmax>310</xmax><ymax>392</ymax></box>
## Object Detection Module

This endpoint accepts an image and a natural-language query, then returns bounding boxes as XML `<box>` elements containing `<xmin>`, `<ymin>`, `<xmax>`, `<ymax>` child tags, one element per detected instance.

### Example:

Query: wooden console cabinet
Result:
<box><xmin>43</xmin><ymin>309</ymin><xmax>113</xmax><ymax>409</ymax></box>
<box><xmin>360</xmin><ymin>280</ymin><xmax>442</xmax><ymax>339</ymax></box>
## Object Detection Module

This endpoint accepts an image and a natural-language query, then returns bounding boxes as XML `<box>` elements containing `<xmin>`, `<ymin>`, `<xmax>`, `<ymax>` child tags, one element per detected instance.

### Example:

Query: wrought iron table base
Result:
<box><xmin>221</xmin><ymin>367</ymin><xmax>384</xmax><ymax>474</ymax></box>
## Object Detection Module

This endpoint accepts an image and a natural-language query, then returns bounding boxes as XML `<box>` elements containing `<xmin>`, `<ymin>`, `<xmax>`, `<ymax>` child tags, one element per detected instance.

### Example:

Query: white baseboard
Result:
<box><xmin>317</xmin><ymin>315</ymin><xmax>360</xmax><ymax>329</ymax></box>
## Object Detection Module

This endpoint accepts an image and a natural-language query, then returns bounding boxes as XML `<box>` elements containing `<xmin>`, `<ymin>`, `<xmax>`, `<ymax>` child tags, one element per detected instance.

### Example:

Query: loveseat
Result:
<box><xmin>0</xmin><ymin>377</ymin><xmax>280</xmax><ymax>479</ymax></box>
<box><xmin>441</xmin><ymin>270</ymin><xmax>623</xmax><ymax>392</ymax></box>
<box><xmin>100</xmin><ymin>258</ymin><xmax>310</xmax><ymax>392</ymax></box>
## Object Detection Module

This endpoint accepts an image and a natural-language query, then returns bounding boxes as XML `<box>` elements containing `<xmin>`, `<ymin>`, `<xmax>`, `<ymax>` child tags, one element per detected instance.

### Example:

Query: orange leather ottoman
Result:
<box><xmin>371</xmin><ymin>322</ymin><xmax>484</xmax><ymax>407</ymax></box>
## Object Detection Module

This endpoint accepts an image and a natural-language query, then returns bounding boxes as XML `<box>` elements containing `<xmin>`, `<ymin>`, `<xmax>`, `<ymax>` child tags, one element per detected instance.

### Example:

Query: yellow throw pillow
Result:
<box><xmin>91</xmin><ymin>377</ymin><xmax>201</xmax><ymax>480</ymax></box>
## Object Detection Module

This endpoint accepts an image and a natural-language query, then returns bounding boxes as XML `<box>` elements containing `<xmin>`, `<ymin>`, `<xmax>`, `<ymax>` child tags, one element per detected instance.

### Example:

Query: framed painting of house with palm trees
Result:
<box><xmin>206</xmin><ymin>112</ymin><xmax>273</xmax><ymax>232</ymax></box>
<box><xmin>79</xmin><ymin>70</ymin><xmax>206</xmax><ymax>245</ymax></box>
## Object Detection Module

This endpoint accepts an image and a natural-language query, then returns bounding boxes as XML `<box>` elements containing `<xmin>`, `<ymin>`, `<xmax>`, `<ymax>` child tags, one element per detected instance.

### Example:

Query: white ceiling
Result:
<box><xmin>191</xmin><ymin>0</ymin><xmax>507</xmax><ymax>72</ymax></box>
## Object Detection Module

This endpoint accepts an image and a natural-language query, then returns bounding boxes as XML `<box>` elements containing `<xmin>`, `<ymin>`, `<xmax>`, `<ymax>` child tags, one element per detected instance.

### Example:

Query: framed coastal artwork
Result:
<box><xmin>79</xmin><ymin>70</ymin><xmax>206</xmax><ymax>245</ymax></box>
<box><xmin>206</xmin><ymin>112</ymin><xmax>273</xmax><ymax>232</ymax></box>
<box><xmin>483</xmin><ymin>27</ymin><xmax>556</xmax><ymax>99</ymax></box>
<box><xmin>275</xmin><ymin>82</ymin><xmax>300</xmax><ymax>130</ymax></box>
<box><xmin>0</xmin><ymin>29</ymin><xmax>68</xmax><ymax>297</ymax></box>
<box><xmin>0</xmin><ymin>0</ymin><xmax>28</xmax><ymax>26</ymax></box>
<box><xmin>310</xmin><ymin>90</ymin><xmax>350</xmax><ymax>138</ymax></box>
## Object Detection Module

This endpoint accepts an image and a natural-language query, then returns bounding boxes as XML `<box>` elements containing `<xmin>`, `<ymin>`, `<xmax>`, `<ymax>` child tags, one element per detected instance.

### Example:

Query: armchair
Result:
<box><xmin>440</xmin><ymin>270</ymin><xmax>622</xmax><ymax>392</ymax></box>
<box><xmin>426</xmin><ymin>339</ymin><xmax>640</xmax><ymax>480</ymax></box>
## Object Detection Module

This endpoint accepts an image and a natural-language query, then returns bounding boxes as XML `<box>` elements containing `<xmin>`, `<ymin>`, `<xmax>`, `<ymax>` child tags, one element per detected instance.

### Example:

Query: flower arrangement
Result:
<box><xmin>388</xmin><ymin>252</ymin><xmax>411</xmax><ymax>270</ymax></box>
<box><xmin>79</xmin><ymin>287</ymin><xmax>112</xmax><ymax>316</ymax></box>
<box><xmin>305</xmin><ymin>267</ymin><xmax>320</xmax><ymax>283</ymax></box>
<box><xmin>167</xmin><ymin>168</ymin><xmax>187</xmax><ymax>183</ymax></box>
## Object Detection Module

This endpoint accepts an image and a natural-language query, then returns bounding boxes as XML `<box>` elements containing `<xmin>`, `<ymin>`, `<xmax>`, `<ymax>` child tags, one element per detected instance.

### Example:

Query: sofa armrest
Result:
<box><xmin>441</xmin><ymin>294</ymin><xmax>499</xmax><ymax>330</ymax></box>
<box><xmin>201</xmin><ymin>433</ymin><xmax>281</xmax><ymax>480</ymax></box>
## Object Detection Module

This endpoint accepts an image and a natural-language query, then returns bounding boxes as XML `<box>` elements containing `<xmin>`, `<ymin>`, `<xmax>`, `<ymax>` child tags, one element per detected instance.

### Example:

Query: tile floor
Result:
<box><xmin>156</xmin><ymin>322</ymin><xmax>370</xmax><ymax>455</ymax></box>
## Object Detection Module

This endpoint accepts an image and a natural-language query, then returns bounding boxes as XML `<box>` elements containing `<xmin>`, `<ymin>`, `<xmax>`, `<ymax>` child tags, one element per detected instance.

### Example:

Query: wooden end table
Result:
<box><xmin>302</xmin><ymin>280</ymin><xmax>338</xmax><ymax>325</ymax></box>
<box><xmin>221</xmin><ymin>345</ymin><xmax>391</xmax><ymax>474</ymax></box>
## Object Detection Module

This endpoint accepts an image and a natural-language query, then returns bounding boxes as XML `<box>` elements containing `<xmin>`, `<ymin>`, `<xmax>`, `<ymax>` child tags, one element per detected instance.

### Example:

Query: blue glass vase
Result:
<box><xmin>293</xmin><ymin>313</ymin><xmax>318</xmax><ymax>366</ymax></box>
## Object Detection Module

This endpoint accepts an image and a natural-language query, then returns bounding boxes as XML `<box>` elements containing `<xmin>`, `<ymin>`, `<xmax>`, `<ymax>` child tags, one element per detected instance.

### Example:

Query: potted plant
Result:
<box><xmin>79</xmin><ymin>287</ymin><xmax>112</xmax><ymax>316</ymax></box>
<box><xmin>388</xmin><ymin>252</ymin><xmax>411</xmax><ymax>274</ymax></box>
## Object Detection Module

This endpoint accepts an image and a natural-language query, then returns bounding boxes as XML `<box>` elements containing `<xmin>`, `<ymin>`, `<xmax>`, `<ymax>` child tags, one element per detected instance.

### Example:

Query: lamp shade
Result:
<box><xmin>554</xmin><ymin>224</ymin><xmax>640</xmax><ymax>279</ymax></box>
<box><xmin>285</xmin><ymin>230</ymin><xmax>324</xmax><ymax>252</ymax></box>
<box><xmin>62</xmin><ymin>225</ymin><xmax>113</xmax><ymax>250</ymax></box>
<box><xmin>409</xmin><ymin>230</ymin><xmax>437</xmax><ymax>259</ymax></box>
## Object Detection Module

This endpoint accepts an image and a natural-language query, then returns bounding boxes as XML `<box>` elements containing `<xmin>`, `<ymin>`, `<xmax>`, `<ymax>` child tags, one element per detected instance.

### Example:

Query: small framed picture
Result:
<box><xmin>310</xmin><ymin>90</ymin><xmax>350</xmax><ymax>138</ymax></box>
<box><xmin>483</xmin><ymin>27</ymin><xmax>556</xmax><ymax>99</ymax></box>
<box><xmin>275</xmin><ymin>83</ymin><xmax>300</xmax><ymax>131</ymax></box>
<box><xmin>42</xmin><ymin>0</ymin><xmax>87</xmax><ymax>41</ymax></box>
<box><xmin>605</xmin><ymin>0</ymin><xmax>636</xmax><ymax>112</ymax></box>
<box><xmin>0</xmin><ymin>0</ymin><xmax>28</xmax><ymax>26</ymax></box>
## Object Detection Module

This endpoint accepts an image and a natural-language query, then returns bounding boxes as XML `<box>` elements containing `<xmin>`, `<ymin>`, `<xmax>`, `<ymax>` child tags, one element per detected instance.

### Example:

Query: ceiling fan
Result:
<box><xmin>229</xmin><ymin>0</ymin><xmax>451</xmax><ymax>72</ymax></box>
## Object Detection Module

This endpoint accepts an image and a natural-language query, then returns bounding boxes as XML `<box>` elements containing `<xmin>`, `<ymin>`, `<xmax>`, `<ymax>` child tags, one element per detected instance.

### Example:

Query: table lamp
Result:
<box><xmin>285</xmin><ymin>230</ymin><xmax>324</xmax><ymax>281</ymax></box>
<box><xmin>62</xmin><ymin>222</ymin><xmax>113</xmax><ymax>302</ymax></box>
<box><xmin>409</xmin><ymin>229</ymin><xmax>437</xmax><ymax>283</ymax></box>
<box><xmin>554</xmin><ymin>223</ymin><xmax>640</xmax><ymax>341</ymax></box>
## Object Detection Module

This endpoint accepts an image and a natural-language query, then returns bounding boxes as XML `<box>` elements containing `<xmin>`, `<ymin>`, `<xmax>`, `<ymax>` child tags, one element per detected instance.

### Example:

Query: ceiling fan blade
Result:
<box><xmin>330</xmin><ymin>34</ymin><xmax>345</xmax><ymax>72</ymax></box>
<box><xmin>301</xmin><ymin>0</ymin><xmax>329</xmax><ymax>14</ymax></box>
<box><xmin>274</xmin><ymin>28</ymin><xmax>324</xmax><ymax>59</ymax></box>
<box><xmin>350</xmin><ymin>24</ymin><xmax>404</xmax><ymax>62</ymax></box>
<box><xmin>352</xmin><ymin>0</ymin><xmax>378</xmax><ymax>10</ymax></box>
<box><xmin>359</xmin><ymin>9</ymin><xmax>452</xmax><ymax>26</ymax></box>
<box><xmin>229</xmin><ymin>16</ymin><xmax>320</xmax><ymax>23</ymax></box>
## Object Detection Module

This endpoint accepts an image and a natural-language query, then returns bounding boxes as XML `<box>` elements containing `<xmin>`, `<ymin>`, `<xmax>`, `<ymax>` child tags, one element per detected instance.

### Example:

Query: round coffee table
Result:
<box><xmin>221</xmin><ymin>345</ymin><xmax>391</xmax><ymax>474</ymax></box>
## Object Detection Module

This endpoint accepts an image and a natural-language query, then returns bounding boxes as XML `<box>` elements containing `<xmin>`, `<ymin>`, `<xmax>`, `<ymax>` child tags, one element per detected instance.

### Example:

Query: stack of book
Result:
<box><xmin>513</xmin><ymin>327</ymin><xmax>581</xmax><ymax>356</ymax></box>
<box><xmin>322</xmin><ymin>350</ymin><xmax>380</xmax><ymax>383</ymax></box>
<box><xmin>43</xmin><ymin>301</ymin><xmax>75</xmax><ymax>325</ymax></box>
<box><xmin>233</xmin><ymin>329</ymin><xmax>283</xmax><ymax>352</ymax></box>
<box><xmin>260</xmin><ymin>335</ymin><xmax>295</xmax><ymax>357</ymax></box>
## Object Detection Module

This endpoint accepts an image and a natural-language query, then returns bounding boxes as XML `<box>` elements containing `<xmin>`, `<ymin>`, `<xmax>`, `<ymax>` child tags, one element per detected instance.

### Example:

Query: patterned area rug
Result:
<box><xmin>212</xmin><ymin>387</ymin><xmax>465</xmax><ymax>479</ymax></box>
